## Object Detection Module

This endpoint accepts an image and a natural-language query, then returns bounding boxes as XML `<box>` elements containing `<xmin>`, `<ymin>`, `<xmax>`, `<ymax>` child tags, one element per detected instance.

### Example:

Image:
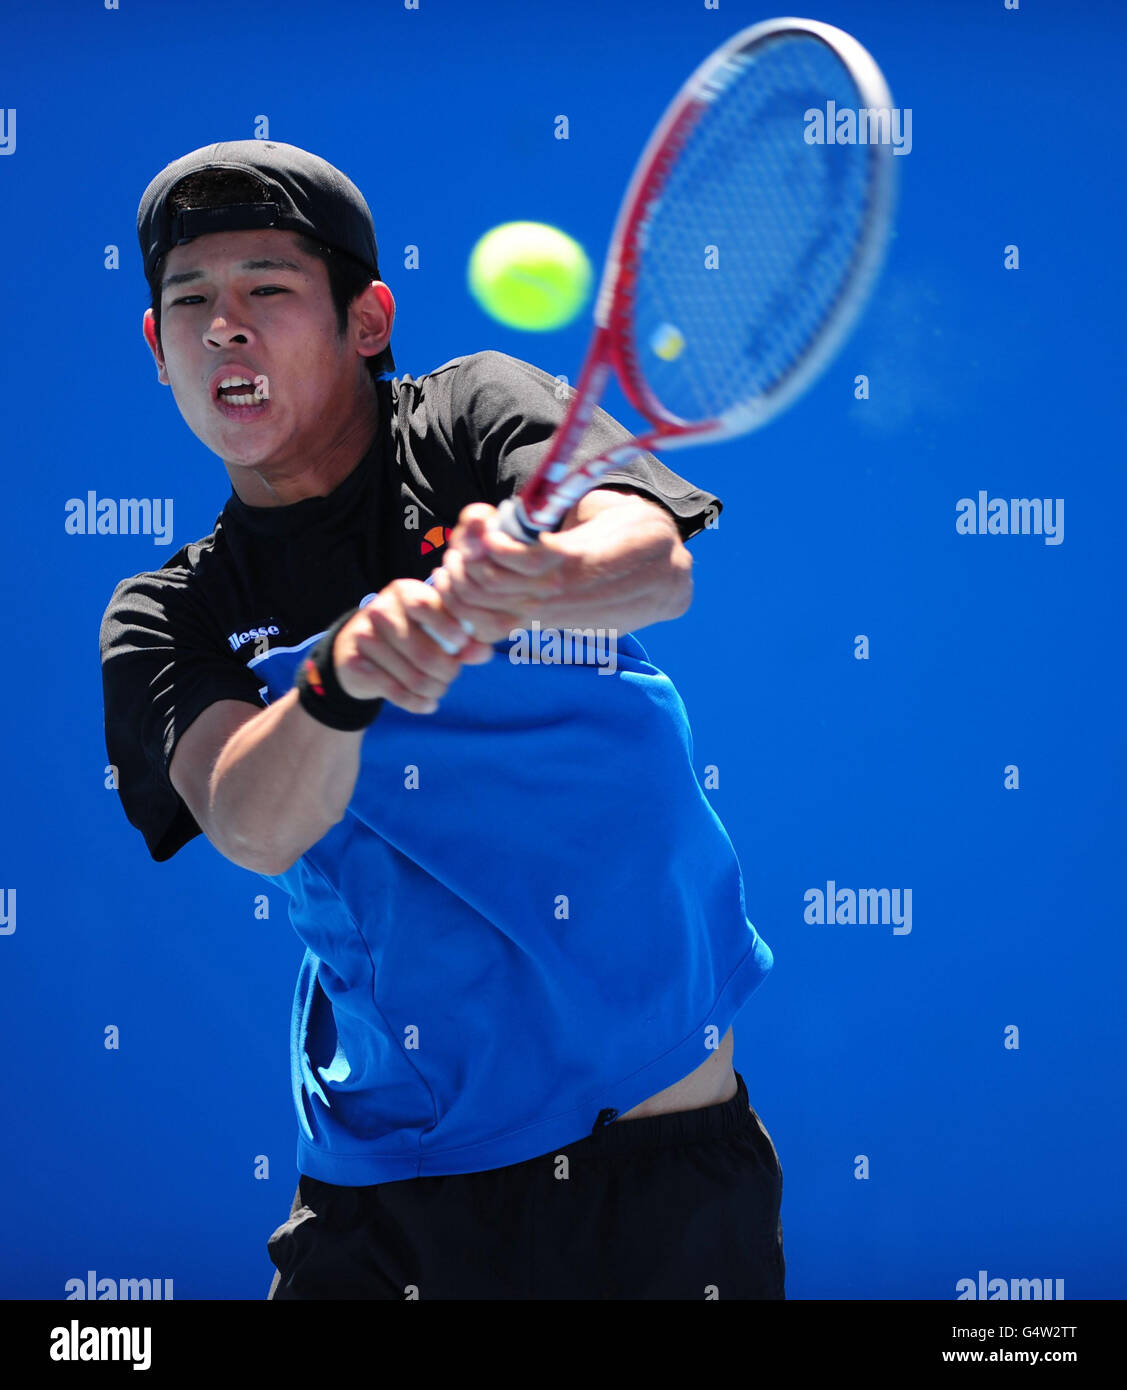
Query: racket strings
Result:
<box><xmin>628</xmin><ymin>35</ymin><xmax>876</xmax><ymax>425</ymax></box>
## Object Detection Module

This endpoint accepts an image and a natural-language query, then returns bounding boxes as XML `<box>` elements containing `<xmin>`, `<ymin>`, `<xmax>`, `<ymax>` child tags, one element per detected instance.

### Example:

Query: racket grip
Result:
<box><xmin>495</xmin><ymin>496</ymin><xmax>542</xmax><ymax>545</ymax></box>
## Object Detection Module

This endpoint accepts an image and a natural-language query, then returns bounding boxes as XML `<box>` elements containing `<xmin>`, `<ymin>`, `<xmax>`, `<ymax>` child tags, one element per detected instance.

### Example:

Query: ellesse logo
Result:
<box><xmin>228</xmin><ymin>623</ymin><xmax>280</xmax><ymax>652</ymax></box>
<box><xmin>420</xmin><ymin>525</ymin><xmax>452</xmax><ymax>555</ymax></box>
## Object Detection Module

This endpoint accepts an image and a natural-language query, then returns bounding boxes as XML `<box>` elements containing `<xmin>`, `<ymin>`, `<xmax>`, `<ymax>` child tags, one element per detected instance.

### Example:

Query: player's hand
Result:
<box><xmin>431</xmin><ymin>503</ymin><xmax>568</xmax><ymax>645</ymax></box>
<box><xmin>332</xmin><ymin>578</ymin><xmax>494</xmax><ymax>715</ymax></box>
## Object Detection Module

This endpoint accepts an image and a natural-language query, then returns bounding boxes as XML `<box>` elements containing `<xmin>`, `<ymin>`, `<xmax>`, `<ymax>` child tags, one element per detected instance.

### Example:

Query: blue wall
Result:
<box><xmin>0</xmin><ymin>0</ymin><xmax>1123</xmax><ymax>1299</ymax></box>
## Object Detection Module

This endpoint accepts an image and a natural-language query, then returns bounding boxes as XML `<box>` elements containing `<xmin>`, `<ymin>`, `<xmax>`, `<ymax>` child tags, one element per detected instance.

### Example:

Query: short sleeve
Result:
<box><xmin>448</xmin><ymin>351</ymin><xmax>723</xmax><ymax>541</ymax></box>
<box><xmin>100</xmin><ymin>571</ymin><xmax>267</xmax><ymax>862</ymax></box>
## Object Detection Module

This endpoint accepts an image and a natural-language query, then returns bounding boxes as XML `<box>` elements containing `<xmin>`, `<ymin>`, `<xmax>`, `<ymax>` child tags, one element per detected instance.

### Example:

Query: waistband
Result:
<box><xmin>571</xmin><ymin>1070</ymin><xmax>756</xmax><ymax>1157</ymax></box>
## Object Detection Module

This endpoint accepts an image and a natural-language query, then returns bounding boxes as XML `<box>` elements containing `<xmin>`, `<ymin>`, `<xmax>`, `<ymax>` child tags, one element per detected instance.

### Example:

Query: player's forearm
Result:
<box><xmin>526</xmin><ymin>499</ymin><xmax>693</xmax><ymax>634</ymax></box>
<box><xmin>210</xmin><ymin>687</ymin><xmax>363</xmax><ymax>875</ymax></box>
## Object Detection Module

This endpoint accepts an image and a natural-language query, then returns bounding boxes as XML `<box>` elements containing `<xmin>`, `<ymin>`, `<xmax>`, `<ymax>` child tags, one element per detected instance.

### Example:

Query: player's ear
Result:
<box><xmin>142</xmin><ymin>309</ymin><xmax>170</xmax><ymax>385</ymax></box>
<box><xmin>352</xmin><ymin>281</ymin><xmax>395</xmax><ymax>360</ymax></box>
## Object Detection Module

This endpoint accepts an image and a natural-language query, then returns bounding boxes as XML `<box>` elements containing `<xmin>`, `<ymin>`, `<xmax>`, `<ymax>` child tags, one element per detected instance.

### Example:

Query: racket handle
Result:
<box><xmin>495</xmin><ymin>496</ymin><xmax>542</xmax><ymax>545</ymax></box>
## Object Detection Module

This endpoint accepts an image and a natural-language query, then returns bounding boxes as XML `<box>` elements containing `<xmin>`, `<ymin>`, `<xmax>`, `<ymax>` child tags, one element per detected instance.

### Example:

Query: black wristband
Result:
<box><xmin>294</xmin><ymin>607</ymin><xmax>385</xmax><ymax>731</ymax></box>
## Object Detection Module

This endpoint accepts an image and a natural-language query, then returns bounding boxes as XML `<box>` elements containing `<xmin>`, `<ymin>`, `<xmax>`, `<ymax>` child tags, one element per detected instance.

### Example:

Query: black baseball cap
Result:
<box><xmin>137</xmin><ymin>139</ymin><xmax>393</xmax><ymax>371</ymax></box>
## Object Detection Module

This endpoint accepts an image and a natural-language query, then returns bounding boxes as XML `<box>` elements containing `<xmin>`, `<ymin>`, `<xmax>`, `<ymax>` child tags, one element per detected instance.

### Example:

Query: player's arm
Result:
<box><xmin>169</xmin><ymin>580</ymin><xmax>491</xmax><ymax>876</ymax></box>
<box><xmin>432</xmin><ymin>488</ymin><xmax>693</xmax><ymax>643</ymax></box>
<box><xmin>169</xmin><ymin>694</ymin><xmax>363</xmax><ymax>877</ymax></box>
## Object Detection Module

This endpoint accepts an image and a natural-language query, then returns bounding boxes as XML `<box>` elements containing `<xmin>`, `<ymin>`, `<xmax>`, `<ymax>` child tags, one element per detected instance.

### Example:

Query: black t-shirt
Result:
<box><xmin>99</xmin><ymin>350</ymin><xmax>723</xmax><ymax>864</ymax></box>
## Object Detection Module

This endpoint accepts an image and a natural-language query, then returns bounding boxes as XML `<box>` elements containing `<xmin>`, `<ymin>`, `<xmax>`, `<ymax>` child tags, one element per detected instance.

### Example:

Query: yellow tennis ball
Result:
<box><xmin>468</xmin><ymin>221</ymin><xmax>592</xmax><ymax>331</ymax></box>
<box><xmin>651</xmin><ymin>323</ymin><xmax>685</xmax><ymax>361</ymax></box>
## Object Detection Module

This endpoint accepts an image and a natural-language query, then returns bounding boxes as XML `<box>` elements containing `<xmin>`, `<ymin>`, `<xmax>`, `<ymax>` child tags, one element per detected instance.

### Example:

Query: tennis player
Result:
<box><xmin>100</xmin><ymin>140</ymin><xmax>784</xmax><ymax>1300</ymax></box>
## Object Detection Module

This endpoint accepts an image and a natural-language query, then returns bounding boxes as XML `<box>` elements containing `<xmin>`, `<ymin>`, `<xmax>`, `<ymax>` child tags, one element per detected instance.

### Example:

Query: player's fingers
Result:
<box><xmin>397</xmin><ymin>584</ymin><xmax>473</xmax><ymax>653</ymax></box>
<box><xmin>431</xmin><ymin>568</ymin><xmax>524</xmax><ymax>643</ymax></box>
<box><xmin>349</xmin><ymin>632</ymin><xmax>454</xmax><ymax>701</ymax></box>
<box><xmin>452</xmin><ymin>513</ymin><xmax>566</xmax><ymax>577</ymax></box>
<box><xmin>372</xmin><ymin>672</ymin><xmax>443</xmax><ymax>716</ymax></box>
<box><xmin>475</xmin><ymin>528</ymin><xmax>567</xmax><ymax>577</ymax></box>
<box><xmin>403</xmin><ymin>584</ymin><xmax>495</xmax><ymax>664</ymax></box>
<box><xmin>430</xmin><ymin>564</ymin><xmax>494</xmax><ymax>634</ymax></box>
<box><xmin>333</xmin><ymin>633</ymin><xmax>444</xmax><ymax>711</ymax></box>
<box><xmin>353</xmin><ymin>598</ymin><xmax>464</xmax><ymax>695</ymax></box>
<box><xmin>451</xmin><ymin>502</ymin><xmax>497</xmax><ymax>540</ymax></box>
<box><xmin>389</xmin><ymin>583</ymin><xmax>499</xmax><ymax>677</ymax></box>
<box><xmin>450</xmin><ymin>504</ymin><xmax>564</xmax><ymax>577</ymax></box>
<box><xmin>442</xmin><ymin>546</ymin><xmax>565</xmax><ymax>603</ymax></box>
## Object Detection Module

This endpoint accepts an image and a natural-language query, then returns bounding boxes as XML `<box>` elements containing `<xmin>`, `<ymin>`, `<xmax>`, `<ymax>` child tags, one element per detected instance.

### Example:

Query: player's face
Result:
<box><xmin>145</xmin><ymin>228</ymin><xmax>378</xmax><ymax>475</ymax></box>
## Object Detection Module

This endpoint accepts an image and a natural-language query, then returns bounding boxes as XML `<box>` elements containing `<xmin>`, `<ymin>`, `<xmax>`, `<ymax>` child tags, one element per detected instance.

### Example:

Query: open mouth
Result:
<box><xmin>214</xmin><ymin>375</ymin><xmax>269</xmax><ymax>415</ymax></box>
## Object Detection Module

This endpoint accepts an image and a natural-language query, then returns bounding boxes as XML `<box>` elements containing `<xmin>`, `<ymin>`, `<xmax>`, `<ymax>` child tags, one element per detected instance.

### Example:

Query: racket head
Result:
<box><xmin>597</xmin><ymin>17</ymin><xmax>897</xmax><ymax>441</ymax></box>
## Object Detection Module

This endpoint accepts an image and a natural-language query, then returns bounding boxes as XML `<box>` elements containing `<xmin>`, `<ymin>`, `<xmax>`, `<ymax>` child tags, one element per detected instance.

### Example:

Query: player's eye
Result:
<box><xmin>169</xmin><ymin>286</ymin><xmax>289</xmax><ymax>306</ymax></box>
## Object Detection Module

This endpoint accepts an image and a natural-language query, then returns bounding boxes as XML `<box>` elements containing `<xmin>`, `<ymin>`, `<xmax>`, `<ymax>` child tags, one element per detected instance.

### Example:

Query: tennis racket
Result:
<box><xmin>489</xmin><ymin>15</ymin><xmax>897</xmax><ymax>544</ymax></box>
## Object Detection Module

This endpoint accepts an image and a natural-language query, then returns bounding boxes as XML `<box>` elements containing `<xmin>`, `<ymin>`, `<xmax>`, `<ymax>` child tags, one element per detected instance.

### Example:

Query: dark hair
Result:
<box><xmin>146</xmin><ymin>168</ymin><xmax>394</xmax><ymax>385</ymax></box>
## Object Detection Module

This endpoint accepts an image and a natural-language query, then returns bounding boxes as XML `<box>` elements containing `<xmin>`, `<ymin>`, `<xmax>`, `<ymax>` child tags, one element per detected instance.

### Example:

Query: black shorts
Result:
<box><xmin>267</xmin><ymin>1070</ymin><xmax>784</xmax><ymax>1300</ymax></box>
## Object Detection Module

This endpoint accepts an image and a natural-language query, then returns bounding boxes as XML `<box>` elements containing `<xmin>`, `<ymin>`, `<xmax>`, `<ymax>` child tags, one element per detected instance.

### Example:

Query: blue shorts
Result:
<box><xmin>267</xmin><ymin>1069</ymin><xmax>785</xmax><ymax>1300</ymax></box>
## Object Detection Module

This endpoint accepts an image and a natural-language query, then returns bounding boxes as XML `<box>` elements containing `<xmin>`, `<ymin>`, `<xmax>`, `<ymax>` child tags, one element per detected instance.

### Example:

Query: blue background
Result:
<box><xmin>0</xmin><ymin>0</ymin><xmax>1123</xmax><ymax>1300</ymax></box>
